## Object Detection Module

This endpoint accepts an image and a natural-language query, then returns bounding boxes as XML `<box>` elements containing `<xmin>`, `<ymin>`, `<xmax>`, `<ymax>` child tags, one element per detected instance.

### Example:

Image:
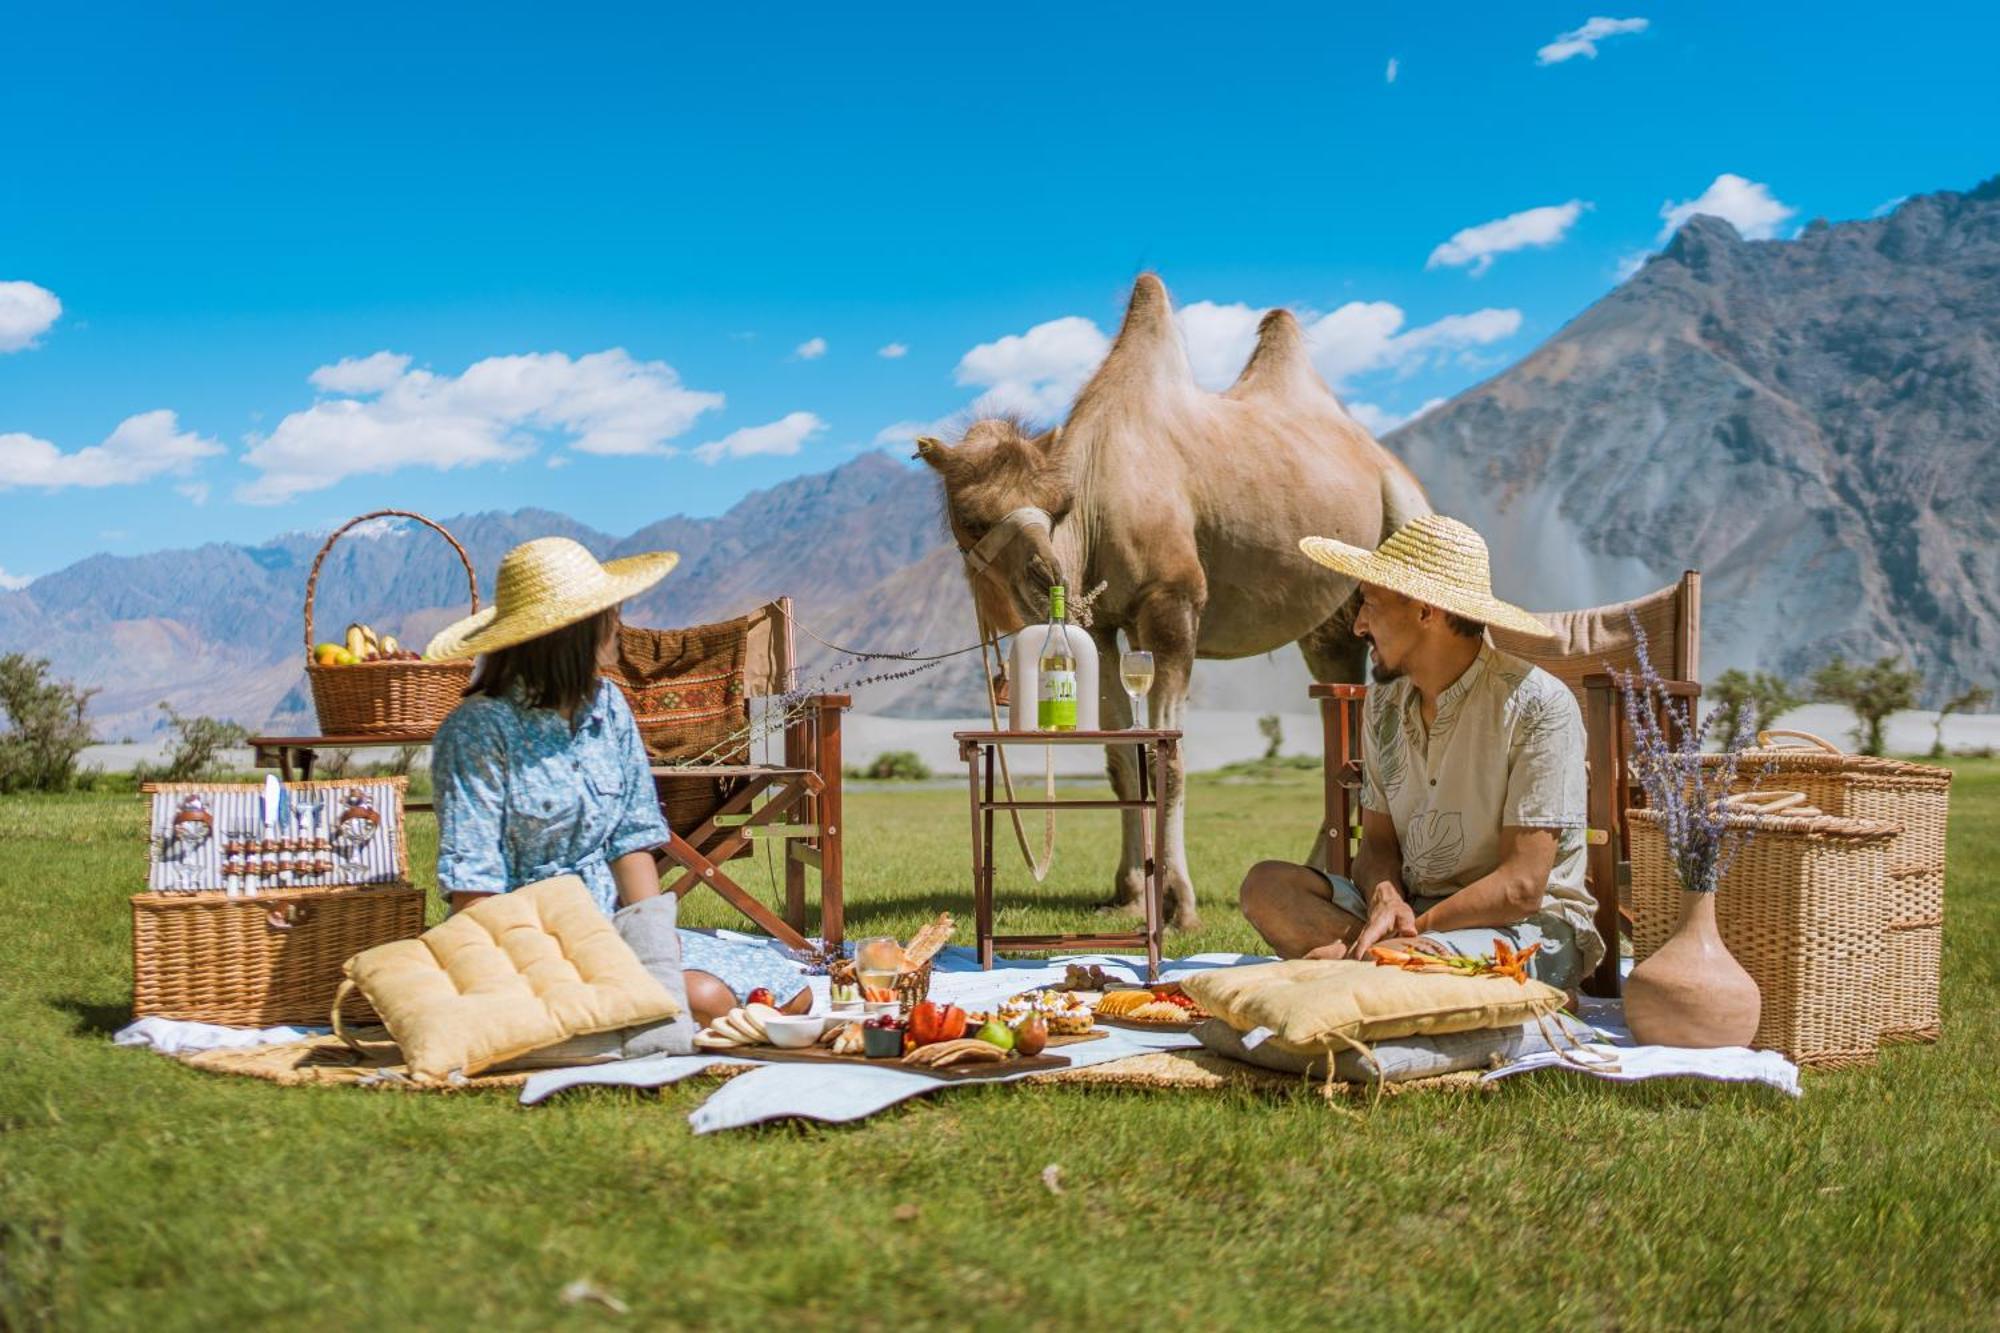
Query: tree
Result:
<box><xmin>1257</xmin><ymin>713</ymin><xmax>1284</xmax><ymax>762</ymax></box>
<box><xmin>1706</xmin><ymin>669</ymin><xmax>1802</xmax><ymax>747</ymax></box>
<box><xmin>0</xmin><ymin>654</ymin><xmax>97</xmax><ymax>793</ymax></box>
<box><xmin>1811</xmin><ymin>655</ymin><xmax>1921</xmax><ymax>757</ymax></box>
<box><xmin>147</xmin><ymin>703</ymin><xmax>250</xmax><ymax>782</ymax></box>
<box><xmin>1931</xmin><ymin>685</ymin><xmax>1993</xmax><ymax>758</ymax></box>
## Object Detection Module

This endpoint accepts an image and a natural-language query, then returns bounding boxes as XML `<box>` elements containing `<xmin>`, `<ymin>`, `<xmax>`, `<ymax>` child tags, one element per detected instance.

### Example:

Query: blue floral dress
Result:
<box><xmin>432</xmin><ymin>679</ymin><xmax>806</xmax><ymax>1004</ymax></box>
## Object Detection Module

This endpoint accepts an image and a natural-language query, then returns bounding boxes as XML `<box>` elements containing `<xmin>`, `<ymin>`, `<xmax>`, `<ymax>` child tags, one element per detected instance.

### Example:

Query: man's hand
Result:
<box><xmin>1306</xmin><ymin>883</ymin><xmax>1416</xmax><ymax>960</ymax></box>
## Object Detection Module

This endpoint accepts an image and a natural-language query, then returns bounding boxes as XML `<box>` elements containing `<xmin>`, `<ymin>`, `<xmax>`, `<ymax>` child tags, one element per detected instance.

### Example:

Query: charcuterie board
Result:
<box><xmin>727</xmin><ymin>1030</ymin><xmax>1105</xmax><ymax>1081</ymax></box>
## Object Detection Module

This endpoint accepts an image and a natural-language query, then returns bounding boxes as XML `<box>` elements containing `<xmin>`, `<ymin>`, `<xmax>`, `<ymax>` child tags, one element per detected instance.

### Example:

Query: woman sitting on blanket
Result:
<box><xmin>425</xmin><ymin>537</ymin><xmax>809</xmax><ymax>1024</ymax></box>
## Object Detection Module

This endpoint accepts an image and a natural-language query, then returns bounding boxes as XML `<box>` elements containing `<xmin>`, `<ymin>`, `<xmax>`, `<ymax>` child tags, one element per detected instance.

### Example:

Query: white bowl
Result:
<box><xmin>761</xmin><ymin>1015</ymin><xmax>827</xmax><ymax>1048</ymax></box>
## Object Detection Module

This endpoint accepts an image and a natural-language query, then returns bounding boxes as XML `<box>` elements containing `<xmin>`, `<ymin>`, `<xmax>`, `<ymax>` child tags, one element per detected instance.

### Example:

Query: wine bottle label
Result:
<box><xmin>1038</xmin><ymin>670</ymin><xmax>1078</xmax><ymax>730</ymax></box>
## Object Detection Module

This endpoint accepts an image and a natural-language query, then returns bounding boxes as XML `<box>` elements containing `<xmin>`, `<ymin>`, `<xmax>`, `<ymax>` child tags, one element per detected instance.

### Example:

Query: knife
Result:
<box><xmin>257</xmin><ymin>774</ymin><xmax>281</xmax><ymax>898</ymax></box>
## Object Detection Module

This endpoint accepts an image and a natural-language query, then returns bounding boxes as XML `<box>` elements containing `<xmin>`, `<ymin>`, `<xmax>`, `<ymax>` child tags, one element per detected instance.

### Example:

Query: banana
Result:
<box><xmin>380</xmin><ymin>634</ymin><xmax>401</xmax><ymax>657</ymax></box>
<box><xmin>344</xmin><ymin>624</ymin><xmax>367</xmax><ymax>658</ymax></box>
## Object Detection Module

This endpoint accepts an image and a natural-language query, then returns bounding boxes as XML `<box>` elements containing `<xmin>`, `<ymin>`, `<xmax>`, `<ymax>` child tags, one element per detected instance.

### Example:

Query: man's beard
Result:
<box><xmin>1364</xmin><ymin>641</ymin><xmax>1403</xmax><ymax>684</ymax></box>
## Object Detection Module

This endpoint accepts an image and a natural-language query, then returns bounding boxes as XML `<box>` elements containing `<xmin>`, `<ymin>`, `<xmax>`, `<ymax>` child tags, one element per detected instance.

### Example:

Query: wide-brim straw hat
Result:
<box><xmin>424</xmin><ymin>537</ymin><xmax>679</xmax><ymax>661</ymax></box>
<box><xmin>1299</xmin><ymin>515</ymin><xmax>1554</xmax><ymax>639</ymax></box>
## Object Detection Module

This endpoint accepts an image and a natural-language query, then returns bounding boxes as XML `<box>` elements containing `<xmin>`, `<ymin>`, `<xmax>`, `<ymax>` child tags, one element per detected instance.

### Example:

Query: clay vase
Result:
<box><xmin>1624</xmin><ymin>890</ymin><xmax>1761</xmax><ymax>1048</ymax></box>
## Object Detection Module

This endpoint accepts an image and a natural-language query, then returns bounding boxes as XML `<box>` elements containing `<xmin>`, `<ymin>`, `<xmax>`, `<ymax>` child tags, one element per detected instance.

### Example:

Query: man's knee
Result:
<box><xmin>1239</xmin><ymin>860</ymin><xmax>1297</xmax><ymax>917</ymax></box>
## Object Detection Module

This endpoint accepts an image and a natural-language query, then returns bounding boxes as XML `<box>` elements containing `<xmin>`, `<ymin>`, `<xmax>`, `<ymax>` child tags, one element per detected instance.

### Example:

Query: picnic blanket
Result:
<box><xmin>114</xmin><ymin>931</ymin><xmax>1804</xmax><ymax>1126</ymax></box>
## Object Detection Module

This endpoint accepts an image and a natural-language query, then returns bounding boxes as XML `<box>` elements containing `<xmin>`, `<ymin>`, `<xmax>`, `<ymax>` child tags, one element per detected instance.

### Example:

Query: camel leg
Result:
<box><xmin>1131</xmin><ymin>592</ymin><xmax>1201</xmax><ymax>931</ymax></box>
<box><xmin>1095</xmin><ymin>626</ymin><xmax>1148</xmax><ymax>915</ymax></box>
<box><xmin>1298</xmin><ymin>595</ymin><xmax>1369</xmax><ymax>872</ymax></box>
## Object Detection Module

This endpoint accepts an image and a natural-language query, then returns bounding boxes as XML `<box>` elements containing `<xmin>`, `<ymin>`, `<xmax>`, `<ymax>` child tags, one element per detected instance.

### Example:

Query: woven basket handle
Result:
<box><xmin>1754</xmin><ymin>728</ymin><xmax>1842</xmax><ymax>754</ymax></box>
<box><xmin>1724</xmin><ymin>789</ymin><xmax>1818</xmax><ymax>816</ymax></box>
<box><xmin>304</xmin><ymin>510</ymin><xmax>480</xmax><ymax>656</ymax></box>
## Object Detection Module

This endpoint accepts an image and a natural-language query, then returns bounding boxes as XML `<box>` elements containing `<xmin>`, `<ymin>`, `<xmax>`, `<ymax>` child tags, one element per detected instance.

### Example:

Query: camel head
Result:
<box><xmin>915</xmin><ymin>417</ymin><xmax>1073</xmax><ymax>634</ymax></box>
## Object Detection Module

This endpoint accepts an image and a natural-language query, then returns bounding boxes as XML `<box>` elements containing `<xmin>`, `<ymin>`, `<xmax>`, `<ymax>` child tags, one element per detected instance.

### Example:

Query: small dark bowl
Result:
<box><xmin>862</xmin><ymin>1025</ymin><xmax>904</xmax><ymax>1059</ymax></box>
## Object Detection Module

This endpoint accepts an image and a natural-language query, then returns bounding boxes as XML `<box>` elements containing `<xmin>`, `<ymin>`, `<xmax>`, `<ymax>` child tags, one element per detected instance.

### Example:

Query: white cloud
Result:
<box><xmin>176</xmin><ymin>481</ymin><xmax>211</xmax><ymax>505</ymax></box>
<box><xmin>955</xmin><ymin>315</ymin><xmax>1111</xmax><ymax>418</ymax></box>
<box><xmin>1537</xmin><ymin>16</ymin><xmax>1649</xmax><ymax>64</ymax></box>
<box><xmin>693</xmin><ymin>411</ymin><xmax>828</xmax><ymax>465</ymax></box>
<box><xmin>794</xmin><ymin>337</ymin><xmax>828</xmax><ymax>360</ymax></box>
<box><xmin>239</xmin><ymin>349</ymin><xmax>725</xmax><ymax>504</ymax></box>
<box><xmin>309</xmin><ymin>351</ymin><xmax>412</xmax><ymax>394</ymax></box>
<box><xmin>0</xmin><ymin>410</ymin><xmax>222</xmax><ymax>490</ymax></box>
<box><xmin>1656</xmin><ymin>173</ymin><xmax>1797</xmax><ymax>242</ymax></box>
<box><xmin>877</xmin><ymin>342</ymin><xmax>909</xmax><ymax>359</ymax></box>
<box><xmin>0</xmin><ymin>567</ymin><xmax>33</xmax><ymax>591</ymax></box>
<box><xmin>1428</xmin><ymin>200</ymin><xmax>1589</xmax><ymax>276</ymax></box>
<box><xmin>873</xmin><ymin>420</ymin><xmax>934</xmax><ymax>447</ymax></box>
<box><xmin>0</xmin><ymin>281</ymin><xmax>62</xmax><ymax>352</ymax></box>
<box><xmin>1871</xmin><ymin>195</ymin><xmax>1908</xmax><ymax>218</ymax></box>
<box><xmin>959</xmin><ymin>298</ymin><xmax>1522</xmax><ymax>406</ymax></box>
<box><xmin>1344</xmin><ymin>396</ymin><xmax>1447</xmax><ymax>436</ymax></box>
<box><xmin>1615</xmin><ymin>250</ymin><xmax>1651</xmax><ymax>281</ymax></box>
<box><xmin>1385</xmin><ymin>57</ymin><xmax>1398</xmax><ymax>84</ymax></box>
<box><xmin>1177</xmin><ymin>301</ymin><xmax>1268</xmax><ymax>390</ymax></box>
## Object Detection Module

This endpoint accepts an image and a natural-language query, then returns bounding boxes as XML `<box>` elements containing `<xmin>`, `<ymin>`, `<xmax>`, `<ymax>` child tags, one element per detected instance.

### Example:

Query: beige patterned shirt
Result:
<box><xmin>1360</xmin><ymin>641</ymin><xmax>1601</xmax><ymax>973</ymax></box>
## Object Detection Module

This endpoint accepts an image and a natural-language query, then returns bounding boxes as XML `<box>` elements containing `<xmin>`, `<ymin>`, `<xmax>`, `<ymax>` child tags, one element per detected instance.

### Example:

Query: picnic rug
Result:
<box><xmin>172</xmin><ymin>1027</ymin><xmax>1488</xmax><ymax>1100</ymax></box>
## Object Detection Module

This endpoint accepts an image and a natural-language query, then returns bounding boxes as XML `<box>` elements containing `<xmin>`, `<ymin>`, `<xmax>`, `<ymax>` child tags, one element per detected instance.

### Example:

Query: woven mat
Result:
<box><xmin>179</xmin><ymin>1033</ymin><xmax>1485</xmax><ymax>1100</ymax></box>
<box><xmin>1025</xmin><ymin>1049</ymin><xmax>1491</xmax><ymax>1098</ymax></box>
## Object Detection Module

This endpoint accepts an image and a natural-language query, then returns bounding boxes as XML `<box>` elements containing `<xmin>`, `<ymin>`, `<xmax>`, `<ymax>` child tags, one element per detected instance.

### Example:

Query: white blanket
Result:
<box><xmin>113</xmin><ymin>937</ymin><xmax>1804</xmax><ymax>1121</ymax></box>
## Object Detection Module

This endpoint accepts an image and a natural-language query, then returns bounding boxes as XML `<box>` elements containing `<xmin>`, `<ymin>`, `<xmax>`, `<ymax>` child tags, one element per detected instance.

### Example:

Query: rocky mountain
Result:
<box><xmin>1387</xmin><ymin>178</ymin><xmax>2000</xmax><ymax>701</ymax></box>
<box><xmin>0</xmin><ymin>454</ymin><xmax>963</xmax><ymax>739</ymax></box>
<box><xmin>6</xmin><ymin>178</ymin><xmax>1995</xmax><ymax>739</ymax></box>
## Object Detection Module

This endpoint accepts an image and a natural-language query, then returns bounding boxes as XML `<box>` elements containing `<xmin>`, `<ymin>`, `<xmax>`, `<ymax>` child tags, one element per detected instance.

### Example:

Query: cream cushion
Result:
<box><xmin>1181</xmin><ymin>959</ymin><xmax>1565</xmax><ymax>1060</ymax></box>
<box><xmin>343</xmin><ymin>875</ymin><xmax>677</xmax><ymax>1081</ymax></box>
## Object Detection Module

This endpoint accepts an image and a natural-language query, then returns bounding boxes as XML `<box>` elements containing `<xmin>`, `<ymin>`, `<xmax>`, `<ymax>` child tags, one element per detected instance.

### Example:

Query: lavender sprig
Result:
<box><xmin>1612</xmin><ymin>614</ymin><xmax>1767</xmax><ymax>893</ymax></box>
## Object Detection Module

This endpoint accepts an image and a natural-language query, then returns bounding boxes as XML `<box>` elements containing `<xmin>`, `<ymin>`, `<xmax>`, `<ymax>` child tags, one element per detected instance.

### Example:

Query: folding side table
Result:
<box><xmin>953</xmin><ymin>729</ymin><xmax>1181</xmax><ymax>981</ymax></box>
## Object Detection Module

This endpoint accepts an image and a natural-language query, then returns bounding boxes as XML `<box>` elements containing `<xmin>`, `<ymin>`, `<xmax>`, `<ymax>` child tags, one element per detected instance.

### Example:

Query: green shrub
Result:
<box><xmin>852</xmin><ymin>750</ymin><xmax>932</xmax><ymax>781</ymax></box>
<box><xmin>0</xmin><ymin>654</ymin><xmax>97</xmax><ymax>794</ymax></box>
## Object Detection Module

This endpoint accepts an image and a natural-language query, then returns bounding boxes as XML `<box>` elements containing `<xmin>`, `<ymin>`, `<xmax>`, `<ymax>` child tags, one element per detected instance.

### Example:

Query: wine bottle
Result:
<box><xmin>1037</xmin><ymin>585</ymin><xmax>1079</xmax><ymax>731</ymax></box>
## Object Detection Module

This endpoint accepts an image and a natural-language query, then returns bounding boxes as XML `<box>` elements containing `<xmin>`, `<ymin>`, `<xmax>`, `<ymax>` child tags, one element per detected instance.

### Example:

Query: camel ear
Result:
<box><xmin>913</xmin><ymin>436</ymin><xmax>948</xmax><ymax>468</ymax></box>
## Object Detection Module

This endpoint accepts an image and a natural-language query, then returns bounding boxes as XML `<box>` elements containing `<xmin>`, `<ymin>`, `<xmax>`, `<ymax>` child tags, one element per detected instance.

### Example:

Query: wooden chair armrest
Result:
<box><xmin>1582</xmin><ymin>673</ymin><xmax>1701</xmax><ymax>698</ymax></box>
<box><xmin>1308</xmin><ymin>683</ymin><xmax>1369</xmax><ymax>701</ymax></box>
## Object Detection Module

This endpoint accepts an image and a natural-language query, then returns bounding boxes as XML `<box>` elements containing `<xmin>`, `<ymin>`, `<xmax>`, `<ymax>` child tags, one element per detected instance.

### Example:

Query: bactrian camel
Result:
<box><xmin>916</xmin><ymin>273</ymin><xmax>1431</xmax><ymax>929</ymax></box>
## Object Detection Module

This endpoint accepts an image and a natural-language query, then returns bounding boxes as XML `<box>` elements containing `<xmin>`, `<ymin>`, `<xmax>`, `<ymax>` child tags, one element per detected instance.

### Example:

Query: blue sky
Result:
<box><xmin>3</xmin><ymin>2</ymin><xmax>1996</xmax><ymax>585</ymax></box>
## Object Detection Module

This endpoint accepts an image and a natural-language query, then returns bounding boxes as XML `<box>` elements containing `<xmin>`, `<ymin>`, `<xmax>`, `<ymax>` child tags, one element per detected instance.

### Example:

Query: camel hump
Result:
<box><xmin>1226</xmin><ymin>308</ymin><xmax>1338</xmax><ymax>404</ymax></box>
<box><xmin>1084</xmin><ymin>272</ymin><xmax>1195</xmax><ymax>395</ymax></box>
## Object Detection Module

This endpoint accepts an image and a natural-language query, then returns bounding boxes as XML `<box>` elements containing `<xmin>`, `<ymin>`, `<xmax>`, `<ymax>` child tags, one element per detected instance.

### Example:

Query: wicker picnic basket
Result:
<box><xmin>303</xmin><ymin>510</ymin><xmax>479</xmax><ymax>737</ymax></box>
<box><xmin>131</xmin><ymin>778</ymin><xmax>426</xmax><ymax>1026</ymax></box>
<box><xmin>1628</xmin><ymin>798</ymin><xmax>1899</xmax><ymax>1069</ymax></box>
<box><xmin>1716</xmin><ymin>731</ymin><xmax>1952</xmax><ymax>1042</ymax></box>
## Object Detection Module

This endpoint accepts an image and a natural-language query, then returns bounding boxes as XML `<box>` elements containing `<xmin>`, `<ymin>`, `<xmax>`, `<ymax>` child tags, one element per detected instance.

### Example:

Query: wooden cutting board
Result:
<box><xmin>729</xmin><ymin>1030</ymin><xmax>1105</xmax><ymax>1081</ymax></box>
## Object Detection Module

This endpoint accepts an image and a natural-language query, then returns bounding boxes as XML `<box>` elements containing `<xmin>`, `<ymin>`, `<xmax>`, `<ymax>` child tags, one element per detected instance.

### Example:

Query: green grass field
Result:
<box><xmin>3</xmin><ymin>762</ymin><xmax>1995</xmax><ymax>1330</ymax></box>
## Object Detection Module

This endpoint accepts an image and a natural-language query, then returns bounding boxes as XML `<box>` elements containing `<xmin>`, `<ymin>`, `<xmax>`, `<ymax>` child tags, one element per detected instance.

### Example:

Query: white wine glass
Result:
<box><xmin>1120</xmin><ymin>650</ymin><xmax>1155</xmax><ymax>730</ymax></box>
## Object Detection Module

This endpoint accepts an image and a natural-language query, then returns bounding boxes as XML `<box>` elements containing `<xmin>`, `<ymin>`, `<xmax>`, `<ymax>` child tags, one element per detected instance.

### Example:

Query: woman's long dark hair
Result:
<box><xmin>465</xmin><ymin>606</ymin><xmax>618</xmax><ymax>716</ymax></box>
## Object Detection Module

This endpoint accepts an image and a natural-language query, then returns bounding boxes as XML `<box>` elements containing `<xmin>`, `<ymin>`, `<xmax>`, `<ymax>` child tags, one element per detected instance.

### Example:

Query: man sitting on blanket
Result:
<box><xmin>1238</xmin><ymin>516</ymin><xmax>1602</xmax><ymax>993</ymax></box>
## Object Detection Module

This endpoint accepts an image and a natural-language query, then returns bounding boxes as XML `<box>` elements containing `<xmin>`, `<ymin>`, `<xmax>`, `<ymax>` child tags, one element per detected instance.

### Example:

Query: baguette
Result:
<box><xmin>900</xmin><ymin>913</ymin><xmax>956</xmax><ymax>971</ymax></box>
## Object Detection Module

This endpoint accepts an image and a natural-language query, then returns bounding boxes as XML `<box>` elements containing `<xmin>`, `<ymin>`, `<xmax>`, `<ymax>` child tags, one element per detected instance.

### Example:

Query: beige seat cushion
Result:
<box><xmin>342</xmin><ymin>876</ymin><xmax>677</xmax><ymax>1082</ymax></box>
<box><xmin>1181</xmin><ymin>960</ymin><xmax>1566</xmax><ymax>1061</ymax></box>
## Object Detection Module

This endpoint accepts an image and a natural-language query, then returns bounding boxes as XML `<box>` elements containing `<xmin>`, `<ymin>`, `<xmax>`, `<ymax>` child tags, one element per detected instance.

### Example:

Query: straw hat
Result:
<box><xmin>423</xmin><ymin>538</ymin><xmax>679</xmax><ymax>661</ymax></box>
<box><xmin>1299</xmin><ymin>515</ymin><xmax>1553</xmax><ymax>639</ymax></box>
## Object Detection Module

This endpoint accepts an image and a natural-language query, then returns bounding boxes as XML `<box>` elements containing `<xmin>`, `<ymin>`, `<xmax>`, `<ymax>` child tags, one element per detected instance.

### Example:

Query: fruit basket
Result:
<box><xmin>303</xmin><ymin>509</ymin><xmax>479</xmax><ymax>737</ymax></box>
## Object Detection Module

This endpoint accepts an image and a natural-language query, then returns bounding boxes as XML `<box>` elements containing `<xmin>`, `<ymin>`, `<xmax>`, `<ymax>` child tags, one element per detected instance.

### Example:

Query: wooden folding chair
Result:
<box><xmin>1314</xmin><ymin>571</ymin><xmax>1702</xmax><ymax>996</ymax></box>
<box><xmin>605</xmin><ymin>598</ymin><xmax>848</xmax><ymax>954</ymax></box>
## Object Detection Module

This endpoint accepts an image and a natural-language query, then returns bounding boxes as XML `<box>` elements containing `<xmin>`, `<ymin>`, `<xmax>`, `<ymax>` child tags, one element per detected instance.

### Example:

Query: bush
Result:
<box><xmin>1706</xmin><ymin>669</ymin><xmax>1801</xmax><ymax>747</ymax></box>
<box><xmin>141</xmin><ymin>703</ymin><xmax>250</xmax><ymax>783</ymax></box>
<box><xmin>852</xmin><ymin>750</ymin><xmax>932</xmax><ymax>781</ymax></box>
<box><xmin>1932</xmin><ymin>686</ymin><xmax>1993</xmax><ymax>758</ymax></box>
<box><xmin>0</xmin><ymin>654</ymin><xmax>97</xmax><ymax>793</ymax></box>
<box><xmin>1811</xmin><ymin>655</ymin><xmax>1921</xmax><ymax>757</ymax></box>
<box><xmin>1257</xmin><ymin>714</ymin><xmax>1284</xmax><ymax>761</ymax></box>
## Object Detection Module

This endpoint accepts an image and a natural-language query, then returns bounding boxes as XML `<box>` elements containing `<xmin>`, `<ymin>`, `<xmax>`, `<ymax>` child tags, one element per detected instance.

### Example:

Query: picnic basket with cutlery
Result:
<box><xmin>131</xmin><ymin>775</ymin><xmax>425</xmax><ymax>1026</ymax></box>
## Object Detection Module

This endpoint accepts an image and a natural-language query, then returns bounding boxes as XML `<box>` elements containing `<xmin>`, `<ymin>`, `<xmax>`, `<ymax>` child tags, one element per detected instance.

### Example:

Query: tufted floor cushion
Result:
<box><xmin>1181</xmin><ymin>959</ymin><xmax>1565</xmax><ymax>1064</ymax></box>
<box><xmin>342</xmin><ymin>875</ymin><xmax>677</xmax><ymax>1082</ymax></box>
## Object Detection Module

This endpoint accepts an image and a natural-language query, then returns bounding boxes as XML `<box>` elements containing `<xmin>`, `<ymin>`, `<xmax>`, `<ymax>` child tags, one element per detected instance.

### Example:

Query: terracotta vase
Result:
<box><xmin>1625</xmin><ymin>889</ymin><xmax>1761</xmax><ymax>1048</ymax></box>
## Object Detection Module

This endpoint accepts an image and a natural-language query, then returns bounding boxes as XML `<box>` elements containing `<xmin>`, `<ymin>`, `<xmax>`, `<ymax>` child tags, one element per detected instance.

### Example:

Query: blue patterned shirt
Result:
<box><xmin>433</xmin><ymin>679</ymin><xmax>670</xmax><ymax>915</ymax></box>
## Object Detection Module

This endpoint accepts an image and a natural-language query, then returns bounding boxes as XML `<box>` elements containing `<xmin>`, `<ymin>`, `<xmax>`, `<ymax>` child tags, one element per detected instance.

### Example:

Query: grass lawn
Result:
<box><xmin>3</xmin><ymin>760</ymin><xmax>1995</xmax><ymax>1330</ymax></box>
